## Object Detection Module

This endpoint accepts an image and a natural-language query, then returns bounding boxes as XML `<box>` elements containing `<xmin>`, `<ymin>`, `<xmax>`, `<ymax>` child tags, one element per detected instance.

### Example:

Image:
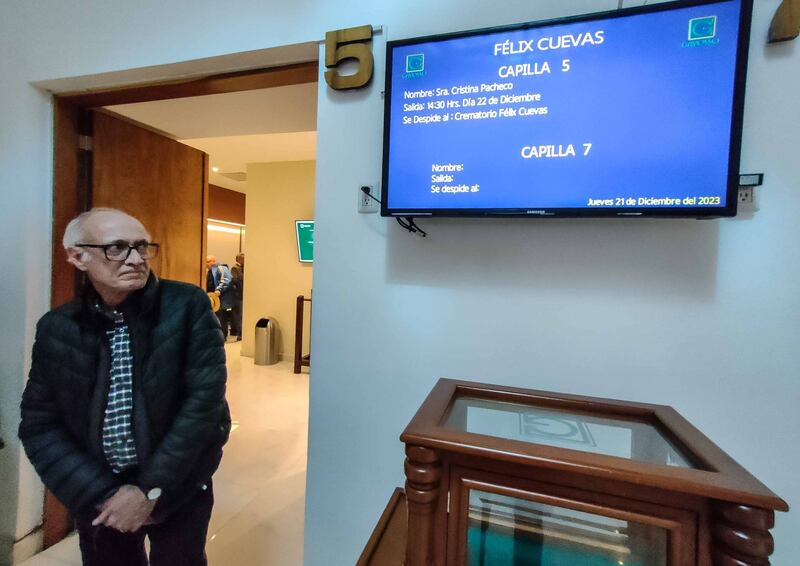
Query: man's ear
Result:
<box><xmin>66</xmin><ymin>247</ymin><xmax>89</xmax><ymax>272</ymax></box>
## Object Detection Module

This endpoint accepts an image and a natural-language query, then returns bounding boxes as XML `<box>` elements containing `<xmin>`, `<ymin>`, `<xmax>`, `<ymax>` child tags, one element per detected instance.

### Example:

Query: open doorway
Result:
<box><xmin>104</xmin><ymin>83</ymin><xmax>317</xmax><ymax>365</ymax></box>
<box><xmin>31</xmin><ymin>55</ymin><xmax>318</xmax><ymax>566</ymax></box>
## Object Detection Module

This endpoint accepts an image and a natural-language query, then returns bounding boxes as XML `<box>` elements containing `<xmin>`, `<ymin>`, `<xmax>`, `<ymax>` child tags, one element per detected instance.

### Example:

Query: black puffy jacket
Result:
<box><xmin>19</xmin><ymin>274</ymin><xmax>230</xmax><ymax>518</ymax></box>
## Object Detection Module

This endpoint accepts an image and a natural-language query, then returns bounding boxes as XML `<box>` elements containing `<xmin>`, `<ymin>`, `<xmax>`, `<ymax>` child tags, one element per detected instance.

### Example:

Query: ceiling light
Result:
<box><xmin>208</xmin><ymin>218</ymin><xmax>245</xmax><ymax>227</ymax></box>
<box><xmin>208</xmin><ymin>225</ymin><xmax>242</xmax><ymax>234</ymax></box>
<box><xmin>211</xmin><ymin>166</ymin><xmax>219</xmax><ymax>173</ymax></box>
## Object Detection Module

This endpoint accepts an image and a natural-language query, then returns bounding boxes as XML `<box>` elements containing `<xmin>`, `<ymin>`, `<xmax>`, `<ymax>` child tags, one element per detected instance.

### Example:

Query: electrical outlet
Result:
<box><xmin>360</xmin><ymin>186</ymin><xmax>372</xmax><ymax>208</ymax></box>
<box><xmin>737</xmin><ymin>186</ymin><xmax>756</xmax><ymax>212</ymax></box>
<box><xmin>358</xmin><ymin>185</ymin><xmax>379</xmax><ymax>213</ymax></box>
<box><xmin>738</xmin><ymin>187</ymin><xmax>753</xmax><ymax>204</ymax></box>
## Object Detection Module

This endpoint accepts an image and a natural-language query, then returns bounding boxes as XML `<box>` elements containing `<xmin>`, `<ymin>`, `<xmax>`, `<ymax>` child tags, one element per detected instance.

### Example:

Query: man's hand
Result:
<box><xmin>92</xmin><ymin>485</ymin><xmax>156</xmax><ymax>533</ymax></box>
<box><xmin>214</xmin><ymin>290</ymin><xmax>221</xmax><ymax>296</ymax></box>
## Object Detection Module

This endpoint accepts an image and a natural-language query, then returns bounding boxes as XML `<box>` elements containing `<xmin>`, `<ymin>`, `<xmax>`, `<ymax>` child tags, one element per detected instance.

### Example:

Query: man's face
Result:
<box><xmin>68</xmin><ymin>212</ymin><xmax>152</xmax><ymax>296</ymax></box>
<box><xmin>206</xmin><ymin>256</ymin><xmax>216</xmax><ymax>269</ymax></box>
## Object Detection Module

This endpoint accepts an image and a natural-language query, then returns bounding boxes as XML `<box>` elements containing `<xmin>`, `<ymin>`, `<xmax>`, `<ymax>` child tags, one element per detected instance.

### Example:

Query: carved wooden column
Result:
<box><xmin>711</xmin><ymin>502</ymin><xmax>775</xmax><ymax>565</ymax></box>
<box><xmin>404</xmin><ymin>445</ymin><xmax>442</xmax><ymax>566</ymax></box>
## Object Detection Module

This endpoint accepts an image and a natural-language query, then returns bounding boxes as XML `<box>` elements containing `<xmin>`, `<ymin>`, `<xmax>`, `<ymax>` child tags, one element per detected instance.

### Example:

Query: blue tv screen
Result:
<box><xmin>381</xmin><ymin>0</ymin><xmax>752</xmax><ymax>218</ymax></box>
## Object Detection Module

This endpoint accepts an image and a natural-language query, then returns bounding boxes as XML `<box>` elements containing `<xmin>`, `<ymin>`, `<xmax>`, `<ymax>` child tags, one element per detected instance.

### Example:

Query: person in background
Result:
<box><xmin>20</xmin><ymin>208</ymin><xmax>230</xmax><ymax>566</ymax></box>
<box><xmin>230</xmin><ymin>253</ymin><xmax>244</xmax><ymax>341</ymax></box>
<box><xmin>205</xmin><ymin>255</ymin><xmax>234</xmax><ymax>339</ymax></box>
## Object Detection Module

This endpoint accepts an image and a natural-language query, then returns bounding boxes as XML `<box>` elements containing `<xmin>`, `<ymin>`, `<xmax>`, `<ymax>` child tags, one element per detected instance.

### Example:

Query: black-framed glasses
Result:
<box><xmin>76</xmin><ymin>242</ymin><xmax>160</xmax><ymax>262</ymax></box>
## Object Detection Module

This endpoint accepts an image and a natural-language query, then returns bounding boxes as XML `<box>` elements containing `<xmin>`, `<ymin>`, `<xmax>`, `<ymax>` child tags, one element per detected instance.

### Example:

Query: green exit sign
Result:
<box><xmin>295</xmin><ymin>220</ymin><xmax>314</xmax><ymax>263</ymax></box>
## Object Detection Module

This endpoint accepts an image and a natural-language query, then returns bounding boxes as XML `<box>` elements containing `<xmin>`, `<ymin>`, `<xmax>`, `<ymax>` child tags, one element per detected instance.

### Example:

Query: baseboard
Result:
<box><xmin>11</xmin><ymin>529</ymin><xmax>42</xmax><ymax>565</ymax></box>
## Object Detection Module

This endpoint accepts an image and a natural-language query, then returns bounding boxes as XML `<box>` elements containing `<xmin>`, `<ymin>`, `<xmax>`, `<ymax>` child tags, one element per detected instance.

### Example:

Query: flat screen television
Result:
<box><xmin>381</xmin><ymin>0</ymin><xmax>752</xmax><ymax>218</ymax></box>
<box><xmin>295</xmin><ymin>220</ymin><xmax>314</xmax><ymax>263</ymax></box>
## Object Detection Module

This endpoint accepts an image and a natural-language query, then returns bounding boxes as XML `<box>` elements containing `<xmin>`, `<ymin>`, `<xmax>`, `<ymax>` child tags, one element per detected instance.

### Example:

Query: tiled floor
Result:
<box><xmin>19</xmin><ymin>342</ymin><xmax>309</xmax><ymax>566</ymax></box>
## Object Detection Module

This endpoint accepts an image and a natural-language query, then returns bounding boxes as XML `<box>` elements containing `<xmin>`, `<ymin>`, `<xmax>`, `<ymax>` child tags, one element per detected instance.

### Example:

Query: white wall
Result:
<box><xmin>0</xmin><ymin>18</ymin><xmax>54</xmax><ymax>563</ymax></box>
<box><xmin>310</xmin><ymin>4</ymin><xmax>800</xmax><ymax>565</ymax></box>
<box><xmin>0</xmin><ymin>1</ymin><xmax>797</xmax><ymax>565</ymax></box>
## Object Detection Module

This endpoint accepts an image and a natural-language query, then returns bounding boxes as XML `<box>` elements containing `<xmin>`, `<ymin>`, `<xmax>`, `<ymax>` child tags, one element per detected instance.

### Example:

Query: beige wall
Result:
<box><xmin>241</xmin><ymin>161</ymin><xmax>314</xmax><ymax>360</ymax></box>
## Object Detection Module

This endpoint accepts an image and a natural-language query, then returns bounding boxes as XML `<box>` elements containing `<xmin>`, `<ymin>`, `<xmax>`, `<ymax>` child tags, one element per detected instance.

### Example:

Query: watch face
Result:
<box><xmin>147</xmin><ymin>487</ymin><xmax>162</xmax><ymax>500</ymax></box>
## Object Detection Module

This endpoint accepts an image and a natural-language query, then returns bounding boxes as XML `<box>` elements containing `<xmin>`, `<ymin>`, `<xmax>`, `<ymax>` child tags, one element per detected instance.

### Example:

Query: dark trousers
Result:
<box><xmin>216</xmin><ymin>309</ymin><xmax>233</xmax><ymax>339</ymax></box>
<box><xmin>230</xmin><ymin>300</ymin><xmax>242</xmax><ymax>338</ymax></box>
<box><xmin>76</xmin><ymin>485</ymin><xmax>213</xmax><ymax>566</ymax></box>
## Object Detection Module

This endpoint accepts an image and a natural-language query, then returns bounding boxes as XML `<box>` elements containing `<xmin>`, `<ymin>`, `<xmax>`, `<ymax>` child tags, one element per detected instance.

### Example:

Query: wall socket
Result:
<box><xmin>358</xmin><ymin>185</ymin><xmax>380</xmax><ymax>213</ymax></box>
<box><xmin>738</xmin><ymin>186</ymin><xmax>757</xmax><ymax>212</ymax></box>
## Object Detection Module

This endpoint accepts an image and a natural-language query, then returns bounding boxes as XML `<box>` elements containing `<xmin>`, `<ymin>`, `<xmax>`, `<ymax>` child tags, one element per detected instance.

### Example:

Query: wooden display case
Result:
<box><xmin>399</xmin><ymin>379</ymin><xmax>788</xmax><ymax>566</ymax></box>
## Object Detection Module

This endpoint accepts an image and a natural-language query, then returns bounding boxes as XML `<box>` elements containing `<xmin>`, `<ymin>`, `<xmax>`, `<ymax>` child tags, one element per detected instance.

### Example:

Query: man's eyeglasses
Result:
<box><xmin>76</xmin><ymin>242</ymin><xmax>160</xmax><ymax>262</ymax></box>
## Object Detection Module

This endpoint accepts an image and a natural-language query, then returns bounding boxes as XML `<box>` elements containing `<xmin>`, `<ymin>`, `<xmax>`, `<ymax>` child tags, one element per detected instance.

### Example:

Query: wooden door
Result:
<box><xmin>92</xmin><ymin>110</ymin><xmax>208</xmax><ymax>285</ymax></box>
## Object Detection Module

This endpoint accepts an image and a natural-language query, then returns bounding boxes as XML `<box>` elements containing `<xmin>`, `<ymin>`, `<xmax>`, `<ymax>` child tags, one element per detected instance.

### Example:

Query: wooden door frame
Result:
<box><xmin>47</xmin><ymin>60</ymin><xmax>318</xmax><ymax>548</ymax></box>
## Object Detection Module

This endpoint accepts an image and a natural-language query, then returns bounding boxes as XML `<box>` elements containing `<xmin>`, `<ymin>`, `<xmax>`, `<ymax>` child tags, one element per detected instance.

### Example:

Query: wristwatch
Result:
<box><xmin>145</xmin><ymin>487</ymin><xmax>162</xmax><ymax>501</ymax></box>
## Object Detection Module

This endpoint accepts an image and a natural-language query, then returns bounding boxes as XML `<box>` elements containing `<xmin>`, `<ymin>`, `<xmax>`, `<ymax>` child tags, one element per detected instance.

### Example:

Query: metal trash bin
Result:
<box><xmin>254</xmin><ymin>317</ymin><xmax>278</xmax><ymax>365</ymax></box>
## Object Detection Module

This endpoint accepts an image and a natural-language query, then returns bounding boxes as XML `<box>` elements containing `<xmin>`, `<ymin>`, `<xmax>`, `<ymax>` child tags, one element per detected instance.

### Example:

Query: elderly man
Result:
<box><xmin>205</xmin><ymin>255</ymin><xmax>234</xmax><ymax>340</ymax></box>
<box><xmin>19</xmin><ymin>208</ymin><xmax>230</xmax><ymax>566</ymax></box>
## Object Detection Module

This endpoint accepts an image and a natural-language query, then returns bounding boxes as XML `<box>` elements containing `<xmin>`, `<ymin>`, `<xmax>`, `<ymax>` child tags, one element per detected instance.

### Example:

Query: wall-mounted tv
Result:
<box><xmin>381</xmin><ymin>0</ymin><xmax>752</xmax><ymax>218</ymax></box>
<box><xmin>295</xmin><ymin>220</ymin><xmax>314</xmax><ymax>263</ymax></box>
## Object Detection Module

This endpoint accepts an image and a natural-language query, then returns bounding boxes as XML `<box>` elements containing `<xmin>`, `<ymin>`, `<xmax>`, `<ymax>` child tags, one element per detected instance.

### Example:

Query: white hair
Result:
<box><xmin>62</xmin><ymin>207</ymin><xmax>148</xmax><ymax>249</ymax></box>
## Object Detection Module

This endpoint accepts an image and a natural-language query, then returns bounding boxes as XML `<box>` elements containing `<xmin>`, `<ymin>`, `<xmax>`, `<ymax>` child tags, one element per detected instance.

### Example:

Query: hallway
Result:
<box><xmin>20</xmin><ymin>343</ymin><xmax>309</xmax><ymax>566</ymax></box>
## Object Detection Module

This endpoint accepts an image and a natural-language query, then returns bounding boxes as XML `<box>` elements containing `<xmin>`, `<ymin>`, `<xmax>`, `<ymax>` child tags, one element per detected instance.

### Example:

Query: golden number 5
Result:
<box><xmin>324</xmin><ymin>25</ymin><xmax>374</xmax><ymax>90</ymax></box>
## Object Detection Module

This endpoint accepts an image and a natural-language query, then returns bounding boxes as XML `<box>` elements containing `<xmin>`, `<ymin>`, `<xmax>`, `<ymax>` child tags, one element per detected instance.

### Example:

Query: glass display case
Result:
<box><xmin>444</xmin><ymin>396</ymin><xmax>694</xmax><ymax>468</ymax></box>
<box><xmin>399</xmin><ymin>379</ymin><xmax>787</xmax><ymax>566</ymax></box>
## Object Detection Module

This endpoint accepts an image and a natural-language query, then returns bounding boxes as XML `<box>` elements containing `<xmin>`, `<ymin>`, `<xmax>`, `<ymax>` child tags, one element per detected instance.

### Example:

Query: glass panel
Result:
<box><xmin>467</xmin><ymin>490</ymin><xmax>667</xmax><ymax>566</ymax></box>
<box><xmin>444</xmin><ymin>397</ymin><xmax>694</xmax><ymax>468</ymax></box>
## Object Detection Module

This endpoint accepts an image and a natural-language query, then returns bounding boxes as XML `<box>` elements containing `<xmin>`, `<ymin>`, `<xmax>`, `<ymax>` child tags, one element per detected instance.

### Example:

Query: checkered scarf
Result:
<box><xmin>101</xmin><ymin>311</ymin><xmax>138</xmax><ymax>472</ymax></box>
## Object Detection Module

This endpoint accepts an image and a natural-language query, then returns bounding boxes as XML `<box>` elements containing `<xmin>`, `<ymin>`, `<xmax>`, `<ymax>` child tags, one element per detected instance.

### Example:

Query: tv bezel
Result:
<box><xmin>380</xmin><ymin>0</ymin><xmax>753</xmax><ymax>219</ymax></box>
